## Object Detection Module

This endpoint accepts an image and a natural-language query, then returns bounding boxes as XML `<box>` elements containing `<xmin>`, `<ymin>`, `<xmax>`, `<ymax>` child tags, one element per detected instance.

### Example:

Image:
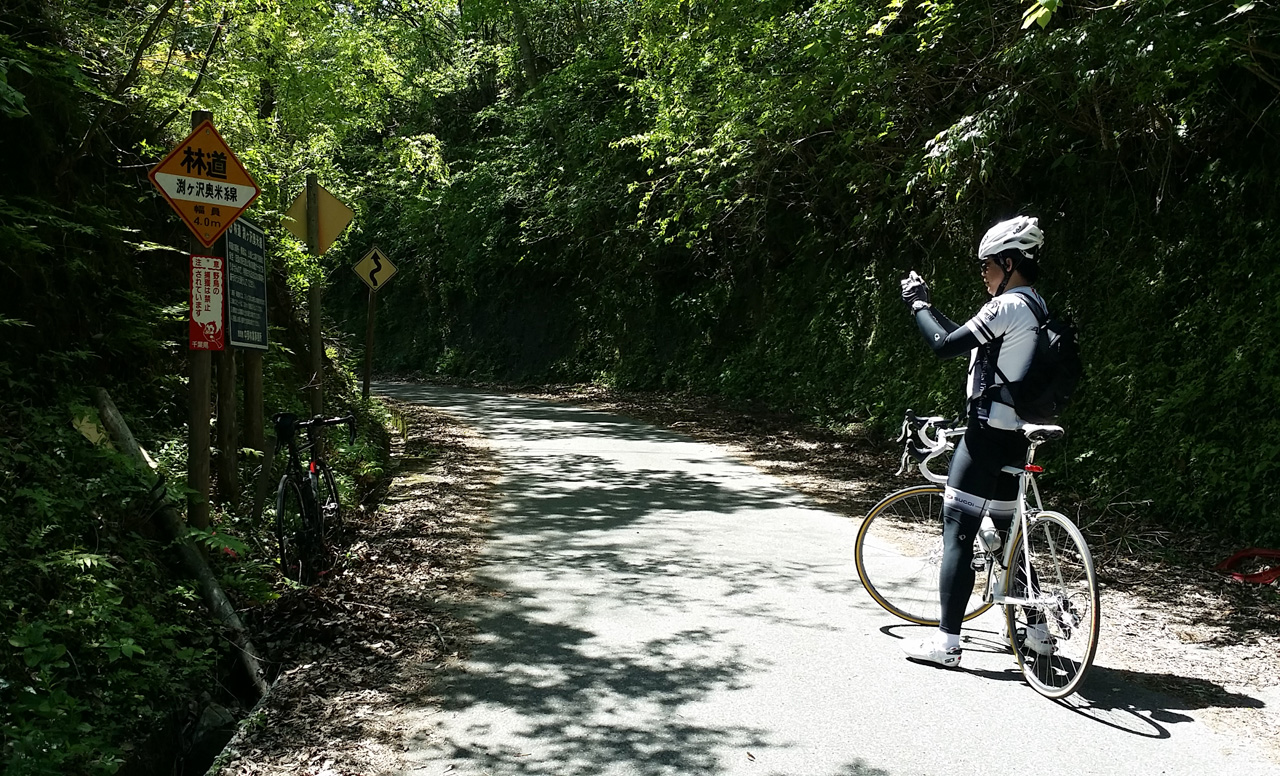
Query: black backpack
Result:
<box><xmin>992</xmin><ymin>290</ymin><xmax>1083</xmax><ymax>424</ymax></box>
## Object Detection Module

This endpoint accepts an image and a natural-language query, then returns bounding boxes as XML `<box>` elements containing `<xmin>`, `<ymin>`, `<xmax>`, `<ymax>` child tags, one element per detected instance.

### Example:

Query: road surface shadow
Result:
<box><xmin>381</xmin><ymin>384</ymin><xmax>1278</xmax><ymax>775</ymax></box>
<box><xmin>878</xmin><ymin>623</ymin><xmax>1264</xmax><ymax>742</ymax></box>
<box><xmin>385</xmin><ymin>387</ymin><xmax>888</xmax><ymax>774</ymax></box>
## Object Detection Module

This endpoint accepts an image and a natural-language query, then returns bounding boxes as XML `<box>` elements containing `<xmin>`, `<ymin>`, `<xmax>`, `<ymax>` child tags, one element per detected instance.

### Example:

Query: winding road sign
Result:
<box><xmin>353</xmin><ymin>247</ymin><xmax>397</xmax><ymax>291</ymax></box>
<box><xmin>149</xmin><ymin>120</ymin><xmax>260</xmax><ymax>247</ymax></box>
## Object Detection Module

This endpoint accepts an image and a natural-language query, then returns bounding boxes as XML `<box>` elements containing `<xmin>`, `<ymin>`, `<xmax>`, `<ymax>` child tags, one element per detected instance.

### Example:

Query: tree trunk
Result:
<box><xmin>509</xmin><ymin>0</ymin><xmax>539</xmax><ymax>87</ymax></box>
<box><xmin>95</xmin><ymin>388</ymin><xmax>270</xmax><ymax>699</ymax></box>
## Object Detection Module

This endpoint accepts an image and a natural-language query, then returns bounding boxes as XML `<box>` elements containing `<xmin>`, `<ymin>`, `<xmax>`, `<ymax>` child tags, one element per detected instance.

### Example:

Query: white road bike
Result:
<box><xmin>854</xmin><ymin>410</ymin><xmax>1100</xmax><ymax>699</ymax></box>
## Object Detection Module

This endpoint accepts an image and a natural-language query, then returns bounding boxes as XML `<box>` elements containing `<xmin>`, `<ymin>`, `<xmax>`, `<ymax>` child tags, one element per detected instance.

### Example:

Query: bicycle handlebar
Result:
<box><xmin>895</xmin><ymin>409</ymin><xmax>1062</xmax><ymax>483</ymax></box>
<box><xmin>271</xmin><ymin>412</ymin><xmax>358</xmax><ymax>446</ymax></box>
<box><xmin>895</xmin><ymin>409</ymin><xmax>962</xmax><ymax>482</ymax></box>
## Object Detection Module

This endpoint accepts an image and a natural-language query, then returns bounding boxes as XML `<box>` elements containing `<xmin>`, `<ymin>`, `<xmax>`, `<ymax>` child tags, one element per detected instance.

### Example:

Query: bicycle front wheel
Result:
<box><xmin>1004</xmin><ymin>510</ymin><xmax>1100</xmax><ymax>699</ymax></box>
<box><xmin>275</xmin><ymin>474</ymin><xmax>309</xmax><ymax>582</ymax></box>
<box><xmin>855</xmin><ymin>485</ymin><xmax>993</xmax><ymax>626</ymax></box>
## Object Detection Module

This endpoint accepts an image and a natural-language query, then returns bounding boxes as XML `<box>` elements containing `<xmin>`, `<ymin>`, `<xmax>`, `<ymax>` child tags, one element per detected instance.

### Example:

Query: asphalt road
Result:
<box><xmin>376</xmin><ymin>383</ymin><xmax>1278</xmax><ymax>776</ymax></box>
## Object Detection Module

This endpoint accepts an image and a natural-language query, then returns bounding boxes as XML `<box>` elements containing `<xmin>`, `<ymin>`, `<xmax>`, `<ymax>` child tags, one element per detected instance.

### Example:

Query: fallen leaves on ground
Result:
<box><xmin>212</xmin><ymin>400</ymin><xmax>497</xmax><ymax>776</ymax></box>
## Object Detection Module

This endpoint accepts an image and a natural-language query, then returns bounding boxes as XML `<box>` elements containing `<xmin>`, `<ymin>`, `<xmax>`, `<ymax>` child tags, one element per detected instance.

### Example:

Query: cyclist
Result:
<box><xmin>896</xmin><ymin>215</ymin><xmax>1055</xmax><ymax>667</ymax></box>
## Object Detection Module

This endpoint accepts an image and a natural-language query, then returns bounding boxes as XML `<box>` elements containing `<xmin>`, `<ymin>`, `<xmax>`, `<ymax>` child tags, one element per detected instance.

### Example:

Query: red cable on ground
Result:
<box><xmin>1216</xmin><ymin>548</ymin><xmax>1280</xmax><ymax>585</ymax></box>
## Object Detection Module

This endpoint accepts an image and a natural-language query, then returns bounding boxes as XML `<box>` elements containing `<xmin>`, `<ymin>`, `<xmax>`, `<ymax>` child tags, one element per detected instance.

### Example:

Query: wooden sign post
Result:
<box><xmin>284</xmin><ymin>177</ymin><xmax>355</xmax><ymax>416</ymax></box>
<box><xmin>307</xmin><ymin>174</ymin><xmax>322</xmax><ymax>416</ymax></box>
<box><xmin>149</xmin><ymin>111</ymin><xmax>260</xmax><ymax>527</ymax></box>
<box><xmin>215</xmin><ymin>344</ymin><xmax>237</xmax><ymax>506</ymax></box>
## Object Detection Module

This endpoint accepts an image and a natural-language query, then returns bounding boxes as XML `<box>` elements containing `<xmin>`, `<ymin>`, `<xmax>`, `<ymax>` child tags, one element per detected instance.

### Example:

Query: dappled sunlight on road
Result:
<box><xmin>378</xmin><ymin>382</ymin><xmax>1278</xmax><ymax>776</ymax></box>
<box><xmin>384</xmin><ymin>384</ymin><xmax>870</xmax><ymax>775</ymax></box>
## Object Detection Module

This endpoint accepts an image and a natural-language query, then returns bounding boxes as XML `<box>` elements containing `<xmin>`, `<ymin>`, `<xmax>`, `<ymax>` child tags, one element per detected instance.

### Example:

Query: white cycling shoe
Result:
<box><xmin>902</xmin><ymin>639</ymin><xmax>962</xmax><ymax>668</ymax></box>
<box><xmin>1023</xmin><ymin>623</ymin><xmax>1057</xmax><ymax>656</ymax></box>
<box><xmin>1003</xmin><ymin>621</ymin><xmax>1058</xmax><ymax>656</ymax></box>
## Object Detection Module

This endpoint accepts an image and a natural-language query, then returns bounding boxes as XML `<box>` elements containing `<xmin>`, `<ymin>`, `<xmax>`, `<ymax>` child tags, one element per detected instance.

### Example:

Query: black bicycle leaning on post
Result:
<box><xmin>270</xmin><ymin>412</ymin><xmax>356</xmax><ymax>583</ymax></box>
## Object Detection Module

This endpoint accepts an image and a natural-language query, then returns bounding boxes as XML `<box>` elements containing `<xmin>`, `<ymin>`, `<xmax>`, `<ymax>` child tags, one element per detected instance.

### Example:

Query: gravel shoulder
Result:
<box><xmin>209</xmin><ymin>384</ymin><xmax>1280</xmax><ymax>774</ymax></box>
<box><xmin>210</xmin><ymin>399</ymin><xmax>499</xmax><ymax>776</ymax></box>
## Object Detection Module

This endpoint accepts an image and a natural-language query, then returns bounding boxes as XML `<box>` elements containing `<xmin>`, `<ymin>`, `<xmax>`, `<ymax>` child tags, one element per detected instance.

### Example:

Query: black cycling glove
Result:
<box><xmin>900</xmin><ymin>271</ymin><xmax>930</xmax><ymax>309</ymax></box>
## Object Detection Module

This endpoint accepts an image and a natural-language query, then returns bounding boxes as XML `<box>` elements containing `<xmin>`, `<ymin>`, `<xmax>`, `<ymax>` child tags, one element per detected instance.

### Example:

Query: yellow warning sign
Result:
<box><xmin>353</xmin><ymin>247</ymin><xmax>397</xmax><ymax>291</ymax></box>
<box><xmin>283</xmin><ymin>185</ymin><xmax>355</xmax><ymax>255</ymax></box>
<box><xmin>148</xmin><ymin>120</ymin><xmax>260</xmax><ymax>247</ymax></box>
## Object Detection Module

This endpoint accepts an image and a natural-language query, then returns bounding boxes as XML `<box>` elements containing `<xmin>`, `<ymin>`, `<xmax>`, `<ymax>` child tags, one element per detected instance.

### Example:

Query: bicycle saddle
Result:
<box><xmin>1020</xmin><ymin>424</ymin><xmax>1064</xmax><ymax>442</ymax></box>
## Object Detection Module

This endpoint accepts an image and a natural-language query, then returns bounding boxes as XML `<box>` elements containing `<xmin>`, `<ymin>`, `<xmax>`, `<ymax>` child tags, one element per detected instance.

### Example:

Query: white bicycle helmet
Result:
<box><xmin>978</xmin><ymin>216</ymin><xmax>1043</xmax><ymax>259</ymax></box>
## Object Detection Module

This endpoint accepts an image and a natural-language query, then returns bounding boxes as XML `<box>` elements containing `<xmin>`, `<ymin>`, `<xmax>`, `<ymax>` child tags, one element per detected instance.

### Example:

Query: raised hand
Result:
<box><xmin>900</xmin><ymin>270</ymin><xmax>930</xmax><ymax>309</ymax></box>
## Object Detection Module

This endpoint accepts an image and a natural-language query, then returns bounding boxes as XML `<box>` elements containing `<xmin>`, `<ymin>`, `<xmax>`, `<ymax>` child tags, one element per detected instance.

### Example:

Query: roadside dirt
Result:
<box><xmin>210</xmin><ymin>400</ymin><xmax>499</xmax><ymax>776</ymax></box>
<box><xmin>210</xmin><ymin>385</ymin><xmax>1280</xmax><ymax>775</ymax></box>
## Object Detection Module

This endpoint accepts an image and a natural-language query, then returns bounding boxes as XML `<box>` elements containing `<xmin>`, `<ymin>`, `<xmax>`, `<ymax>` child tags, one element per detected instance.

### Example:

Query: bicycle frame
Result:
<box><xmin>873</xmin><ymin>410</ymin><xmax>1098</xmax><ymax>698</ymax></box>
<box><xmin>983</xmin><ymin>457</ymin><xmax>1046</xmax><ymax>609</ymax></box>
<box><xmin>273</xmin><ymin>413</ymin><xmax>356</xmax><ymax>482</ymax></box>
<box><xmin>898</xmin><ymin>412</ymin><xmax>1056</xmax><ymax>609</ymax></box>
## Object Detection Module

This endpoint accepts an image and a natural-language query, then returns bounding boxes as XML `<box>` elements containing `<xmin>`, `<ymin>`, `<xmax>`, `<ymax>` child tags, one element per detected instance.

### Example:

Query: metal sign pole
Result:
<box><xmin>363</xmin><ymin>286</ymin><xmax>377</xmax><ymax>400</ymax></box>
<box><xmin>353</xmin><ymin>247</ymin><xmax>396</xmax><ymax>400</ymax></box>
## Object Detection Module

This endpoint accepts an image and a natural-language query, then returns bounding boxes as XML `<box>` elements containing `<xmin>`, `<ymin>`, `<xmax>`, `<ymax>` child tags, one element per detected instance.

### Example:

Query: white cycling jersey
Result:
<box><xmin>963</xmin><ymin>285</ymin><xmax>1045</xmax><ymax>428</ymax></box>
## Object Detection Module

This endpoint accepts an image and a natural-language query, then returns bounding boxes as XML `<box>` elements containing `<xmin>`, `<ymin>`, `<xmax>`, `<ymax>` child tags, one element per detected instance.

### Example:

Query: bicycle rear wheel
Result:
<box><xmin>855</xmin><ymin>485</ymin><xmax>993</xmax><ymax>626</ymax></box>
<box><xmin>274</xmin><ymin>474</ymin><xmax>309</xmax><ymax>582</ymax></box>
<box><xmin>1004</xmin><ymin>510</ymin><xmax>1100</xmax><ymax>699</ymax></box>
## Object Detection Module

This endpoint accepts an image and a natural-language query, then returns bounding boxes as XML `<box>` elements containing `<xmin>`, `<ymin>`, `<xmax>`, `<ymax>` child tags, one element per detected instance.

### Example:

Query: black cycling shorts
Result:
<box><xmin>947</xmin><ymin>419</ymin><xmax>1029</xmax><ymax>501</ymax></box>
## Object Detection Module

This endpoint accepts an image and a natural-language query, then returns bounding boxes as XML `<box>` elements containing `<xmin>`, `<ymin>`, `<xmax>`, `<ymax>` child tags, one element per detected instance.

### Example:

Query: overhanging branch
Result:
<box><xmin>150</xmin><ymin>10</ymin><xmax>231</xmax><ymax>140</ymax></box>
<box><xmin>75</xmin><ymin>0</ymin><xmax>179</xmax><ymax>155</ymax></box>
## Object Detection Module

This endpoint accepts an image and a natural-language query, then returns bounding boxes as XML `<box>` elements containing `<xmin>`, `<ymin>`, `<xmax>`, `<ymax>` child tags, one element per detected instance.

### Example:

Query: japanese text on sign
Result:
<box><xmin>225</xmin><ymin>219</ymin><xmax>268</xmax><ymax>350</ymax></box>
<box><xmin>149</xmin><ymin>120</ymin><xmax>260</xmax><ymax>247</ymax></box>
<box><xmin>173</xmin><ymin>178</ymin><xmax>241</xmax><ymax>203</ymax></box>
<box><xmin>190</xmin><ymin>255</ymin><xmax>225</xmax><ymax>351</ymax></box>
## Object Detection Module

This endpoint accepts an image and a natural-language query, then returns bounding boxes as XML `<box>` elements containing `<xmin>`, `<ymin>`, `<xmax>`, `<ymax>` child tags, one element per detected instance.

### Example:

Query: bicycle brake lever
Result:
<box><xmin>895</xmin><ymin>449</ymin><xmax>910</xmax><ymax>477</ymax></box>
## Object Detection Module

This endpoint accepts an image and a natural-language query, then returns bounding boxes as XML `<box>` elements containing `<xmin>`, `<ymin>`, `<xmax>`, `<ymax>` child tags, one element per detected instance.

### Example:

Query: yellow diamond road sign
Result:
<box><xmin>148</xmin><ymin>120</ymin><xmax>260</xmax><ymax>247</ymax></box>
<box><xmin>284</xmin><ymin>185</ymin><xmax>354</xmax><ymax>255</ymax></box>
<box><xmin>354</xmin><ymin>248</ymin><xmax>396</xmax><ymax>291</ymax></box>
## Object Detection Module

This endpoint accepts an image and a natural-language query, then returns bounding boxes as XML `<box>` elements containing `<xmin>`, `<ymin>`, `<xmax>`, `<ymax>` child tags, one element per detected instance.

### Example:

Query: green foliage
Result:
<box><xmin>5</xmin><ymin>1</ymin><xmax>1280</xmax><ymax>767</ymax></box>
<box><xmin>0</xmin><ymin>1</ymin><xmax>396</xmax><ymax>771</ymax></box>
<box><xmin>0</xmin><ymin>404</ymin><xmax>219</xmax><ymax>775</ymax></box>
<box><xmin>322</xmin><ymin>0</ymin><xmax>1280</xmax><ymax>546</ymax></box>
